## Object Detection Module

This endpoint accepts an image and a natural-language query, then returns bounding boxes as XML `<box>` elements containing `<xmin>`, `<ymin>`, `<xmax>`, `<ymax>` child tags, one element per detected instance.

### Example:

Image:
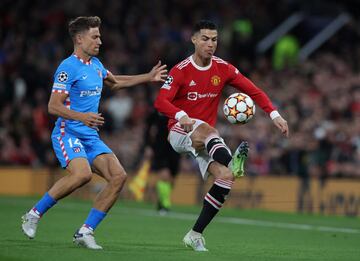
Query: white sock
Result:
<box><xmin>79</xmin><ymin>225</ymin><xmax>93</xmax><ymax>234</ymax></box>
<box><xmin>29</xmin><ymin>209</ymin><xmax>40</xmax><ymax>218</ymax></box>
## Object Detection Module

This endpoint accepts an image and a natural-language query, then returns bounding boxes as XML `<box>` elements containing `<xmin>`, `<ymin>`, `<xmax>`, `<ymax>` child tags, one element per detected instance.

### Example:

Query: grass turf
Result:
<box><xmin>0</xmin><ymin>196</ymin><xmax>359</xmax><ymax>261</ymax></box>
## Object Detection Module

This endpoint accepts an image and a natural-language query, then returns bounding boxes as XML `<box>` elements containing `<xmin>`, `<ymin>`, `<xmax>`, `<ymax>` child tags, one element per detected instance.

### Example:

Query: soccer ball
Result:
<box><xmin>223</xmin><ymin>92</ymin><xmax>256</xmax><ymax>124</ymax></box>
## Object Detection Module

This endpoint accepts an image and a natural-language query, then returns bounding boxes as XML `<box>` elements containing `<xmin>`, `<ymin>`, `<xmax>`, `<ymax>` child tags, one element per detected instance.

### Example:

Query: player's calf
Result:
<box><xmin>192</xmin><ymin>168</ymin><xmax>234</xmax><ymax>231</ymax></box>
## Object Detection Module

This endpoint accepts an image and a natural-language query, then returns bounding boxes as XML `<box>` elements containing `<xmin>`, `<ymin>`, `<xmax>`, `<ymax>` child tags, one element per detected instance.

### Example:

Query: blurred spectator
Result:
<box><xmin>104</xmin><ymin>90</ymin><xmax>133</xmax><ymax>130</ymax></box>
<box><xmin>272</xmin><ymin>35</ymin><xmax>300</xmax><ymax>70</ymax></box>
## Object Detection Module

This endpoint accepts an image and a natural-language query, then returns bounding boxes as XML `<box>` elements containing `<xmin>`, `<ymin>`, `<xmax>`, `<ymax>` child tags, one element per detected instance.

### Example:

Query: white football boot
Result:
<box><xmin>21</xmin><ymin>213</ymin><xmax>40</xmax><ymax>239</ymax></box>
<box><xmin>183</xmin><ymin>230</ymin><xmax>208</xmax><ymax>252</ymax></box>
<box><xmin>73</xmin><ymin>228</ymin><xmax>103</xmax><ymax>250</ymax></box>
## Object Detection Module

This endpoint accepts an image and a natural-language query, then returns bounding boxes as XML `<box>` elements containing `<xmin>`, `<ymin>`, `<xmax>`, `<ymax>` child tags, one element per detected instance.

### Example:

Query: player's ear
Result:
<box><xmin>191</xmin><ymin>35</ymin><xmax>197</xmax><ymax>45</ymax></box>
<box><xmin>75</xmin><ymin>33</ymin><xmax>82</xmax><ymax>45</ymax></box>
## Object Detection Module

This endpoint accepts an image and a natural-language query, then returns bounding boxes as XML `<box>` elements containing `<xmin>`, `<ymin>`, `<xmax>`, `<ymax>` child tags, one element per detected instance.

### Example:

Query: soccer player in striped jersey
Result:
<box><xmin>154</xmin><ymin>20</ymin><xmax>289</xmax><ymax>251</ymax></box>
<box><xmin>21</xmin><ymin>16</ymin><xmax>167</xmax><ymax>250</ymax></box>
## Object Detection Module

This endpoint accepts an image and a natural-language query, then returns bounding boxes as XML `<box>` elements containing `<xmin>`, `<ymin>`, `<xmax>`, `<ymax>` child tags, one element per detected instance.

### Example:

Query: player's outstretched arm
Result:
<box><xmin>48</xmin><ymin>92</ymin><xmax>104</xmax><ymax>128</ymax></box>
<box><xmin>104</xmin><ymin>61</ymin><xmax>167</xmax><ymax>90</ymax></box>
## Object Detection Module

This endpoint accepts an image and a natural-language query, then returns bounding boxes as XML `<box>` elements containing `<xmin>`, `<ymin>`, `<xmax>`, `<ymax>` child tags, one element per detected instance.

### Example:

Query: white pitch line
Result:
<box><xmin>128</xmin><ymin>208</ymin><xmax>360</xmax><ymax>234</ymax></box>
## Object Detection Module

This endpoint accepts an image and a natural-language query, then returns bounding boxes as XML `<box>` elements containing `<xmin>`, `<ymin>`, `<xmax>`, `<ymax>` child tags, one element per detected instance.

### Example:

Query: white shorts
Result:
<box><xmin>168</xmin><ymin>119</ymin><xmax>225</xmax><ymax>180</ymax></box>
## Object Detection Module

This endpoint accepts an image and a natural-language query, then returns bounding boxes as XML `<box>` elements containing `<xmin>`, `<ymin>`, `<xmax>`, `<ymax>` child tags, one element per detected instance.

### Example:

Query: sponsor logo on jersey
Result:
<box><xmin>161</xmin><ymin>75</ymin><xmax>173</xmax><ymax>90</ymax></box>
<box><xmin>57</xmin><ymin>71</ymin><xmax>68</xmax><ymax>82</ymax></box>
<box><xmin>81</xmin><ymin>74</ymin><xmax>88</xmax><ymax>80</ymax></box>
<box><xmin>211</xmin><ymin>75</ymin><xmax>221</xmax><ymax>86</ymax></box>
<box><xmin>189</xmin><ymin>80</ymin><xmax>196</xmax><ymax>86</ymax></box>
<box><xmin>187</xmin><ymin>92</ymin><xmax>218</xmax><ymax>101</ymax></box>
<box><xmin>53</xmin><ymin>83</ymin><xmax>66</xmax><ymax>89</ymax></box>
<box><xmin>80</xmin><ymin>86</ymin><xmax>102</xmax><ymax>97</ymax></box>
<box><xmin>187</xmin><ymin>92</ymin><xmax>198</xmax><ymax>100</ymax></box>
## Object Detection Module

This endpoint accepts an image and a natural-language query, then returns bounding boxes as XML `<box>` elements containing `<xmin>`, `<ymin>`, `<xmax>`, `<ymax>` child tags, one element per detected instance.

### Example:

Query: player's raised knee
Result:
<box><xmin>73</xmin><ymin>171</ymin><xmax>92</xmax><ymax>185</ymax></box>
<box><xmin>110</xmin><ymin>171</ymin><xmax>127</xmax><ymax>188</ymax></box>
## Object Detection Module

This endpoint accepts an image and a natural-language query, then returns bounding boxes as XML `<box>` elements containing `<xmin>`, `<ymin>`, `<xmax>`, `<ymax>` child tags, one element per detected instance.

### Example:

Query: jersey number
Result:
<box><xmin>68</xmin><ymin>138</ymin><xmax>83</xmax><ymax>148</ymax></box>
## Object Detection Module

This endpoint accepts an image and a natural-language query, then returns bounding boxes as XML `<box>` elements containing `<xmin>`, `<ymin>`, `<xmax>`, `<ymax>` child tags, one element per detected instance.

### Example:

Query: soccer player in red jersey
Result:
<box><xmin>154</xmin><ymin>20</ymin><xmax>289</xmax><ymax>251</ymax></box>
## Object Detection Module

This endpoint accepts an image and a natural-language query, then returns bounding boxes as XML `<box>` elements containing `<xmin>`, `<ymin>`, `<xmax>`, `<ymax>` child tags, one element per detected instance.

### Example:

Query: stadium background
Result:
<box><xmin>0</xmin><ymin>0</ymin><xmax>359</xmax><ymax>216</ymax></box>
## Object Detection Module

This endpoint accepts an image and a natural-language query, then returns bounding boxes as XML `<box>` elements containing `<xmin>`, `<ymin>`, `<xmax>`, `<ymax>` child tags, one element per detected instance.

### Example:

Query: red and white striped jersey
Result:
<box><xmin>154</xmin><ymin>55</ymin><xmax>276</xmax><ymax>129</ymax></box>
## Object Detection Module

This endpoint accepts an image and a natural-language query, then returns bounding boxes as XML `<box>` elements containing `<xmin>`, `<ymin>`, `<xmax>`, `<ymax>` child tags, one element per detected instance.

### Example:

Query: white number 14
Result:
<box><xmin>67</xmin><ymin>138</ymin><xmax>83</xmax><ymax>148</ymax></box>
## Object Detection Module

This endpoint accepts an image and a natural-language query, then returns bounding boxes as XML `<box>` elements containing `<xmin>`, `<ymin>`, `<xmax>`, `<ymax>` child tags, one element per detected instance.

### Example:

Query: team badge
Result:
<box><xmin>97</xmin><ymin>68</ymin><xmax>103</xmax><ymax>78</ymax></box>
<box><xmin>73</xmin><ymin>147</ymin><xmax>81</xmax><ymax>153</ymax></box>
<box><xmin>57</xmin><ymin>71</ymin><xmax>68</xmax><ymax>82</ymax></box>
<box><xmin>211</xmin><ymin>75</ymin><xmax>221</xmax><ymax>86</ymax></box>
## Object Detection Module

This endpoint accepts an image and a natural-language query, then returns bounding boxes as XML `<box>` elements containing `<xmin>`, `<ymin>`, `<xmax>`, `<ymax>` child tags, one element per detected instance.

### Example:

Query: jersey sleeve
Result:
<box><xmin>227</xmin><ymin>63</ymin><xmax>276</xmax><ymax>114</ymax></box>
<box><xmin>52</xmin><ymin>62</ymin><xmax>77</xmax><ymax>95</ymax></box>
<box><xmin>98</xmin><ymin>59</ymin><xmax>110</xmax><ymax>79</ymax></box>
<box><xmin>154</xmin><ymin>67</ymin><xmax>185</xmax><ymax>120</ymax></box>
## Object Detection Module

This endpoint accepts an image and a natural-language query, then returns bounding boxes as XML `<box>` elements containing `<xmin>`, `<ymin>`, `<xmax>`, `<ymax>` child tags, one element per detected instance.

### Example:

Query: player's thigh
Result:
<box><xmin>66</xmin><ymin>157</ymin><xmax>93</xmax><ymax>181</ymax></box>
<box><xmin>190</xmin><ymin>123</ymin><xmax>219</xmax><ymax>151</ymax></box>
<box><xmin>92</xmin><ymin>153</ymin><xmax>126</xmax><ymax>183</ymax></box>
<box><xmin>82</xmin><ymin>137</ymin><xmax>113</xmax><ymax>166</ymax></box>
<box><xmin>207</xmin><ymin>161</ymin><xmax>234</xmax><ymax>181</ymax></box>
<box><xmin>168</xmin><ymin>119</ymin><xmax>216</xmax><ymax>154</ymax></box>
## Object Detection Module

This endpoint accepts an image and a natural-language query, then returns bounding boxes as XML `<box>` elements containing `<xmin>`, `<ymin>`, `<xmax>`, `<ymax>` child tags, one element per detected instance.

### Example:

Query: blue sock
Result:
<box><xmin>83</xmin><ymin>208</ymin><xmax>107</xmax><ymax>231</ymax></box>
<box><xmin>33</xmin><ymin>192</ymin><xmax>57</xmax><ymax>217</ymax></box>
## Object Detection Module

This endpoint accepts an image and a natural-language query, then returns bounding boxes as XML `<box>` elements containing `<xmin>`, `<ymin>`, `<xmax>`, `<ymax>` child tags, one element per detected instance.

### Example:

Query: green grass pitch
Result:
<box><xmin>0</xmin><ymin>196</ymin><xmax>359</xmax><ymax>261</ymax></box>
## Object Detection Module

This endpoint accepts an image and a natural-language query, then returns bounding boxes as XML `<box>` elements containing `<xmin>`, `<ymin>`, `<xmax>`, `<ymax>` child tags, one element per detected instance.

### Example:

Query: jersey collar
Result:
<box><xmin>73</xmin><ymin>54</ymin><xmax>92</xmax><ymax>65</ymax></box>
<box><xmin>190</xmin><ymin>55</ymin><xmax>212</xmax><ymax>71</ymax></box>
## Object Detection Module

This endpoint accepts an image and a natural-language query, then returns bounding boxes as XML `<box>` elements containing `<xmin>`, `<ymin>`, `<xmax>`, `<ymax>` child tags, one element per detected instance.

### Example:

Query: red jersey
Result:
<box><xmin>154</xmin><ymin>55</ymin><xmax>276</xmax><ymax>129</ymax></box>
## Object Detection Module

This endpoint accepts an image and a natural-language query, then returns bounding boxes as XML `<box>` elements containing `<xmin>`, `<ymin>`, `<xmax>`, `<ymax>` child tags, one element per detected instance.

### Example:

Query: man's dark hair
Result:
<box><xmin>192</xmin><ymin>20</ymin><xmax>217</xmax><ymax>35</ymax></box>
<box><xmin>68</xmin><ymin>16</ymin><xmax>101</xmax><ymax>39</ymax></box>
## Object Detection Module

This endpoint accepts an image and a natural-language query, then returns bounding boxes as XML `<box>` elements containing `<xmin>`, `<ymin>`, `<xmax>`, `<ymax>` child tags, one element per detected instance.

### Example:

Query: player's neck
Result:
<box><xmin>192</xmin><ymin>54</ymin><xmax>211</xmax><ymax>67</ymax></box>
<box><xmin>73</xmin><ymin>49</ymin><xmax>92</xmax><ymax>63</ymax></box>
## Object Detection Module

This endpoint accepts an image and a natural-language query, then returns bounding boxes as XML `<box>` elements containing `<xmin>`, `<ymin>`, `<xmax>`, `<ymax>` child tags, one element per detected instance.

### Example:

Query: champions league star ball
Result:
<box><xmin>223</xmin><ymin>92</ymin><xmax>256</xmax><ymax>124</ymax></box>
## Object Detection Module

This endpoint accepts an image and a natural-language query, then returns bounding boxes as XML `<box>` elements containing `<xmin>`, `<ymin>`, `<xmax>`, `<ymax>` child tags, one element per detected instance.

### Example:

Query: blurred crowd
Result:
<box><xmin>0</xmin><ymin>0</ymin><xmax>359</xmax><ymax>178</ymax></box>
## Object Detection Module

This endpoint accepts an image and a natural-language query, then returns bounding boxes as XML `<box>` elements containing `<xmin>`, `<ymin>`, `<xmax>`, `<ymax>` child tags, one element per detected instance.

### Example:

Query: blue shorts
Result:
<box><xmin>51</xmin><ymin>132</ymin><xmax>112</xmax><ymax>168</ymax></box>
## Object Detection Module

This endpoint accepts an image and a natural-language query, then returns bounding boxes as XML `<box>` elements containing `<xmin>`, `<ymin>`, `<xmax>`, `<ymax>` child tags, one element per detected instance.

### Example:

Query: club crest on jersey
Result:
<box><xmin>97</xmin><ymin>68</ymin><xmax>103</xmax><ymax>78</ymax></box>
<box><xmin>161</xmin><ymin>75</ymin><xmax>173</xmax><ymax>90</ymax></box>
<box><xmin>57</xmin><ymin>71</ymin><xmax>68</xmax><ymax>82</ymax></box>
<box><xmin>73</xmin><ymin>147</ymin><xmax>81</xmax><ymax>153</ymax></box>
<box><xmin>211</xmin><ymin>75</ymin><xmax>221</xmax><ymax>86</ymax></box>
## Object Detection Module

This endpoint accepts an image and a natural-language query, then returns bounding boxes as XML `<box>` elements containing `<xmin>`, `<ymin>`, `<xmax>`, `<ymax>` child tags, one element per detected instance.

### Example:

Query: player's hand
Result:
<box><xmin>80</xmin><ymin>112</ymin><xmax>105</xmax><ymax>129</ymax></box>
<box><xmin>273</xmin><ymin>116</ymin><xmax>289</xmax><ymax>137</ymax></box>
<box><xmin>179</xmin><ymin>115</ymin><xmax>196</xmax><ymax>133</ymax></box>
<box><xmin>148</xmin><ymin>61</ymin><xmax>167</xmax><ymax>82</ymax></box>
